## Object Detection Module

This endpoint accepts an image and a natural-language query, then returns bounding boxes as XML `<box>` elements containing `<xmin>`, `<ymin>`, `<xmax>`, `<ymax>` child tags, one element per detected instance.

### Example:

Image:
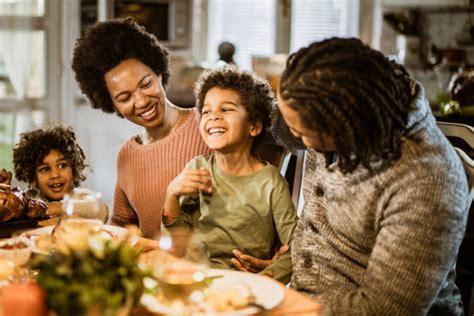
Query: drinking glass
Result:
<box><xmin>55</xmin><ymin>191</ymin><xmax>104</xmax><ymax>251</ymax></box>
<box><xmin>63</xmin><ymin>190</ymin><xmax>103</xmax><ymax>220</ymax></box>
<box><xmin>152</xmin><ymin>228</ymin><xmax>210</xmax><ymax>313</ymax></box>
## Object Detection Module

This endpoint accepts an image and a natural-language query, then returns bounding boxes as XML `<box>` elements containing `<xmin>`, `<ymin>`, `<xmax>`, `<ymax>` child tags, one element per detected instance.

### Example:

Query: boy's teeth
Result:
<box><xmin>209</xmin><ymin>127</ymin><xmax>225</xmax><ymax>134</ymax></box>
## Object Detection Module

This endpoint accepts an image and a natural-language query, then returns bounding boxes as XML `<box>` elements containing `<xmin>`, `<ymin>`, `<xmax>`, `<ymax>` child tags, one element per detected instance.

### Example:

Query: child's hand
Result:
<box><xmin>231</xmin><ymin>245</ymin><xmax>289</xmax><ymax>274</ymax></box>
<box><xmin>166</xmin><ymin>168</ymin><xmax>212</xmax><ymax>199</ymax></box>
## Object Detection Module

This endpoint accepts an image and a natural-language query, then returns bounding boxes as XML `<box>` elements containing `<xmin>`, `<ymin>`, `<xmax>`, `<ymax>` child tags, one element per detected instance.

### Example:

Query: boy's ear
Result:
<box><xmin>250</xmin><ymin>120</ymin><xmax>263</xmax><ymax>137</ymax></box>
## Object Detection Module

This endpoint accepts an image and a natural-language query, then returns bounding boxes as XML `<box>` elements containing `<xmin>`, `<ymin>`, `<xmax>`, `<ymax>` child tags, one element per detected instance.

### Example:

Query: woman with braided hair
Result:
<box><xmin>272</xmin><ymin>38</ymin><xmax>468</xmax><ymax>315</ymax></box>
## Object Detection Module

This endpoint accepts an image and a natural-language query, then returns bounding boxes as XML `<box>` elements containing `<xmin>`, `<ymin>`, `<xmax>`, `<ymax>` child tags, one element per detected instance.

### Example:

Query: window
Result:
<box><xmin>0</xmin><ymin>0</ymin><xmax>45</xmax><ymax>100</ymax></box>
<box><xmin>0</xmin><ymin>113</ymin><xmax>15</xmax><ymax>171</ymax></box>
<box><xmin>0</xmin><ymin>0</ymin><xmax>58</xmax><ymax>178</ymax></box>
<box><xmin>206</xmin><ymin>0</ymin><xmax>359</xmax><ymax>69</ymax></box>
<box><xmin>207</xmin><ymin>0</ymin><xmax>276</xmax><ymax>70</ymax></box>
<box><xmin>290</xmin><ymin>0</ymin><xmax>359</xmax><ymax>52</ymax></box>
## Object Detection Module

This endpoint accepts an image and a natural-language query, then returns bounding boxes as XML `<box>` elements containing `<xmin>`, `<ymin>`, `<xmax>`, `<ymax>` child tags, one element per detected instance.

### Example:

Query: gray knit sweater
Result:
<box><xmin>279</xmin><ymin>86</ymin><xmax>469</xmax><ymax>315</ymax></box>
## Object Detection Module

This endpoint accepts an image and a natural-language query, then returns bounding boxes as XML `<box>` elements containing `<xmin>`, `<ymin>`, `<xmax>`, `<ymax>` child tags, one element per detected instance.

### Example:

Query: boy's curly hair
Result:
<box><xmin>71</xmin><ymin>17</ymin><xmax>170</xmax><ymax>115</ymax></box>
<box><xmin>13</xmin><ymin>125</ymin><xmax>87</xmax><ymax>186</ymax></box>
<box><xmin>194</xmin><ymin>67</ymin><xmax>275</xmax><ymax>150</ymax></box>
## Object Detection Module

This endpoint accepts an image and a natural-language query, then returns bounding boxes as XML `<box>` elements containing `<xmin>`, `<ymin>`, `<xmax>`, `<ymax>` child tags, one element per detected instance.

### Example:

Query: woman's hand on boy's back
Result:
<box><xmin>231</xmin><ymin>245</ymin><xmax>289</xmax><ymax>275</ymax></box>
<box><xmin>166</xmin><ymin>168</ymin><xmax>213</xmax><ymax>198</ymax></box>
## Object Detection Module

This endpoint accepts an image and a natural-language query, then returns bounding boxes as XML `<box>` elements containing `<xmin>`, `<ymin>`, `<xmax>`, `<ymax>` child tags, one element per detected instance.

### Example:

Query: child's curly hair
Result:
<box><xmin>71</xmin><ymin>17</ymin><xmax>170</xmax><ymax>115</ymax></box>
<box><xmin>13</xmin><ymin>125</ymin><xmax>87</xmax><ymax>186</ymax></box>
<box><xmin>194</xmin><ymin>67</ymin><xmax>275</xmax><ymax>150</ymax></box>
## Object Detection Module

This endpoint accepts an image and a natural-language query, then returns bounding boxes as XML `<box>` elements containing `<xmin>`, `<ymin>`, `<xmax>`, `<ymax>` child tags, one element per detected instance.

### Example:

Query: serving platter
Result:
<box><xmin>18</xmin><ymin>223</ymin><xmax>130</xmax><ymax>254</ymax></box>
<box><xmin>21</xmin><ymin>223</ymin><xmax>128</xmax><ymax>239</ymax></box>
<box><xmin>0</xmin><ymin>215</ymin><xmax>52</xmax><ymax>238</ymax></box>
<box><xmin>19</xmin><ymin>223</ymin><xmax>160</xmax><ymax>255</ymax></box>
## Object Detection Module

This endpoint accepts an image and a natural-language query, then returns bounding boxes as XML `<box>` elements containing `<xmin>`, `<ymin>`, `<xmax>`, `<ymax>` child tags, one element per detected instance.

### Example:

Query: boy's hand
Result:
<box><xmin>166</xmin><ymin>168</ymin><xmax>212</xmax><ymax>199</ymax></box>
<box><xmin>231</xmin><ymin>244</ymin><xmax>289</xmax><ymax>275</ymax></box>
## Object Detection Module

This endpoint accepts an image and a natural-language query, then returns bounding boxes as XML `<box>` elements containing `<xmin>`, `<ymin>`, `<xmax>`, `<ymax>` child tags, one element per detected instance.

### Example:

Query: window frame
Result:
<box><xmin>198</xmin><ymin>0</ymin><xmax>360</xmax><ymax>65</ymax></box>
<box><xmin>0</xmin><ymin>0</ymin><xmax>61</xmax><ymax>120</ymax></box>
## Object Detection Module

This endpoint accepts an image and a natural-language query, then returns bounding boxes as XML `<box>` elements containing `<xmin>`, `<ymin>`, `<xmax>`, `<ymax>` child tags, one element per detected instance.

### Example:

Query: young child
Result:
<box><xmin>12</xmin><ymin>125</ymin><xmax>108</xmax><ymax>221</ymax></box>
<box><xmin>163</xmin><ymin>67</ymin><xmax>296</xmax><ymax>283</ymax></box>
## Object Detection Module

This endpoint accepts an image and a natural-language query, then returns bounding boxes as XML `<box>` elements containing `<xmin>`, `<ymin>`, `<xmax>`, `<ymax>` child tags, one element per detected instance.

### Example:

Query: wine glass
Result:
<box><xmin>63</xmin><ymin>189</ymin><xmax>103</xmax><ymax>220</ymax></box>
<box><xmin>55</xmin><ymin>191</ymin><xmax>104</xmax><ymax>249</ymax></box>
<box><xmin>152</xmin><ymin>228</ymin><xmax>209</xmax><ymax>313</ymax></box>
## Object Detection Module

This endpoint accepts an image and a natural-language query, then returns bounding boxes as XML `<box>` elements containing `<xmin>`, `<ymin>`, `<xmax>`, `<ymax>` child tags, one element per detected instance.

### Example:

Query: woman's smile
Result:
<box><xmin>138</xmin><ymin>103</ymin><xmax>158</xmax><ymax>121</ymax></box>
<box><xmin>105</xmin><ymin>58</ymin><xmax>167</xmax><ymax>129</ymax></box>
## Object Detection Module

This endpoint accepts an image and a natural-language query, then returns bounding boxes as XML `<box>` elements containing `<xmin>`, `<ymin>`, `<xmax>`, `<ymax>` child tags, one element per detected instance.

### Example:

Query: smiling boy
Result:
<box><xmin>12</xmin><ymin>125</ymin><xmax>108</xmax><ymax>220</ymax></box>
<box><xmin>163</xmin><ymin>67</ymin><xmax>296</xmax><ymax>283</ymax></box>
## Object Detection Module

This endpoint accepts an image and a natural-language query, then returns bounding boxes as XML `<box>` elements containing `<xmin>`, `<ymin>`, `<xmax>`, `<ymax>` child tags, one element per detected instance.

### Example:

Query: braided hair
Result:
<box><xmin>279</xmin><ymin>38</ymin><xmax>415</xmax><ymax>173</ymax></box>
<box><xmin>13</xmin><ymin>125</ymin><xmax>87</xmax><ymax>186</ymax></box>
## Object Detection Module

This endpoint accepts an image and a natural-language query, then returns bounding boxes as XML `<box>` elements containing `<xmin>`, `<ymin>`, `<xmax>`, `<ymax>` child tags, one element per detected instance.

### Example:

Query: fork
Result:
<box><xmin>50</xmin><ymin>216</ymin><xmax>63</xmax><ymax>236</ymax></box>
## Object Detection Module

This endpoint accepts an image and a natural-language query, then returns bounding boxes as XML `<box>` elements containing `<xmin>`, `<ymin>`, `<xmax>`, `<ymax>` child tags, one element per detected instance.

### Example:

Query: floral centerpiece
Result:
<box><xmin>29</xmin><ymin>223</ymin><xmax>150</xmax><ymax>316</ymax></box>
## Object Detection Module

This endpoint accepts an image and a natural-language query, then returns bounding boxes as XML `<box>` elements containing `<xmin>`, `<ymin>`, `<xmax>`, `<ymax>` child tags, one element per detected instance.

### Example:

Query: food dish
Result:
<box><xmin>0</xmin><ymin>183</ymin><xmax>47</xmax><ymax>223</ymax></box>
<box><xmin>22</xmin><ymin>223</ymin><xmax>128</xmax><ymax>239</ymax></box>
<box><xmin>141</xmin><ymin>269</ymin><xmax>284</xmax><ymax>315</ymax></box>
<box><xmin>20</xmin><ymin>223</ymin><xmax>130</xmax><ymax>254</ymax></box>
<box><xmin>0</xmin><ymin>237</ymin><xmax>32</xmax><ymax>266</ymax></box>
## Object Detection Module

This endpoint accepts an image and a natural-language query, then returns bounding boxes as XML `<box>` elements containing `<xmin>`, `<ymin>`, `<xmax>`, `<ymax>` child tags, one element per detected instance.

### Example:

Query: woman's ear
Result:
<box><xmin>250</xmin><ymin>120</ymin><xmax>263</xmax><ymax>137</ymax></box>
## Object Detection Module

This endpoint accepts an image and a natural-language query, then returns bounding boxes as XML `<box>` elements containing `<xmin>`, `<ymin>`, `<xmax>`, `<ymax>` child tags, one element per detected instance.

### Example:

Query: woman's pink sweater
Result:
<box><xmin>111</xmin><ymin>110</ymin><xmax>211</xmax><ymax>238</ymax></box>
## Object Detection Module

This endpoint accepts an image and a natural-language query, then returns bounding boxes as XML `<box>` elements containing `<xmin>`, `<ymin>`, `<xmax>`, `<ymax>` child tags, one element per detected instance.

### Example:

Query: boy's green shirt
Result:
<box><xmin>166</xmin><ymin>153</ymin><xmax>297</xmax><ymax>283</ymax></box>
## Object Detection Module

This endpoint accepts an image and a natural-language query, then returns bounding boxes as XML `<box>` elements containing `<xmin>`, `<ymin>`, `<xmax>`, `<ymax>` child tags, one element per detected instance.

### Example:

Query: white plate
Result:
<box><xmin>22</xmin><ymin>223</ymin><xmax>128</xmax><ymax>238</ymax></box>
<box><xmin>141</xmin><ymin>268</ymin><xmax>284</xmax><ymax>315</ymax></box>
<box><xmin>20</xmin><ymin>224</ymin><xmax>129</xmax><ymax>254</ymax></box>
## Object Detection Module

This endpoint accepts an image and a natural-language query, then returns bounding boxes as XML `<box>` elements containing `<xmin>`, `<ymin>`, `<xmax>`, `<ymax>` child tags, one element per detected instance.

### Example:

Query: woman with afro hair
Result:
<box><xmin>71</xmin><ymin>17</ymin><xmax>210</xmax><ymax>238</ymax></box>
<box><xmin>12</xmin><ymin>125</ymin><xmax>108</xmax><ymax>221</ymax></box>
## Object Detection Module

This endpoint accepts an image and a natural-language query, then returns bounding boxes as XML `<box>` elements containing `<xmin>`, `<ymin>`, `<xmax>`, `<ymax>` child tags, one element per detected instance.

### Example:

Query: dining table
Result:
<box><xmin>0</xmin><ymin>280</ymin><xmax>322</xmax><ymax>316</ymax></box>
<box><xmin>270</xmin><ymin>286</ymin><xmax>322</xmax><ymax>315</ymax></box>
<box><xmin>135</xmin><ymin>243</ymin><xmax>323</xmax><ymax>315</ymax></box>
<box><xmin>0</xmin><ymin>224</ymin><xmax>323</xmax><ymax>315</ymax></box>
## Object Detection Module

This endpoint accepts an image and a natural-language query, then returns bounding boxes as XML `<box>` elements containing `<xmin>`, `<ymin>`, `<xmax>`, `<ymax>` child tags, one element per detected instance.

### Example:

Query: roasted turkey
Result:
<box><xmin>0</xmin><ymin>170</ymin><xmax>47</xmax><ymax>223</ymax></box>
<box><xmin>0</xmin><ymin>186</ymin><xmax>27</xmax><ymax>222</ymax></box>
